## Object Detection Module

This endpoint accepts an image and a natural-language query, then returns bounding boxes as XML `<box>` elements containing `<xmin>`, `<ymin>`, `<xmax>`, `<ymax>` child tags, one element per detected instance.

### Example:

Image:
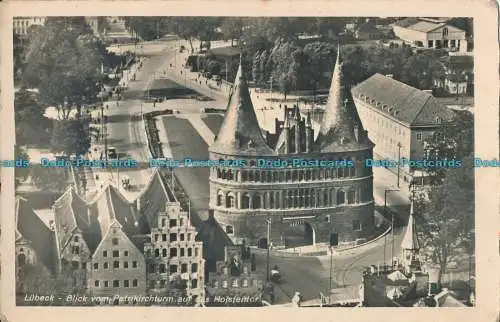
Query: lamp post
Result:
<box><xmin>266</xmin><ymin>218</ymin><xmax>271</xmax><ymax>282</ymax></box>
<box><xmin>328</xmin><ymin>245</ymin><xmax>334</xmax><ymax>305</ymax></box>
<box><xmin>383</xmin><ymin>188</ymin><xmax>399</xmax><ymax>267</ymax></box>
<box><xmin>397</xmin><ymin>142</ymin><xmax>402</xmax><ymax>188</ymax></box>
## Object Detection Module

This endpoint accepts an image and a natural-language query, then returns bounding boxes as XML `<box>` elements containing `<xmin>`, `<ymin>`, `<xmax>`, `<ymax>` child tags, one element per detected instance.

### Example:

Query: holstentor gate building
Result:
<box><xmin>208</xmin><ymin>50</ymin><xmax>375</xmax><ymax>248</ymax></box>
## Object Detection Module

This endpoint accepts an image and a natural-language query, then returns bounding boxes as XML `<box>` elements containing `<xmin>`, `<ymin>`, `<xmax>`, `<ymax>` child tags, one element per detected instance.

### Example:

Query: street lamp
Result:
<box><xmin>383</xmin><ymin>188</ymin><xmax>399</xmax><ymax>268</ymax></box>
<box><xmin>328</xmin><ymin>244</ymin><xmax>335</xmax><ymax>305</ymax></box>
<box><xmin>266</xmin><ymin>218</ymin><xmax>272</xmax><ymax>282</ymax></box>
<box><xmin>397</xmin><ymin>142</ymin><xmax>402</xmax><ymax>188</ymax></box>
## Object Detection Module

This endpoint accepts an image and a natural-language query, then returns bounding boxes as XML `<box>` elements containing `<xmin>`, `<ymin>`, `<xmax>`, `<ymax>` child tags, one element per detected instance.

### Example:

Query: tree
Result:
<box><xmin>423</xmin><ymin>110</ymin><xmax>474</xmax><ymax>183</ymax></box>
<box><xmin>14</xmin><ymin>89</ymin><xmax>51</xmax><ymax>146</ymax></box>
<box><xmin>21</xmin><ymin>21</ymin><xmax>104</xmax><ymax>115</ymax></box>
<box><xmin>206</xmin><ymin>59</ymin><xmax>221</xmax><ymax>75</ymax></box>
<box><xmin>14</xmin><ymin>145</ymin><xmax>30</xmax><ymax>188</ymax></box>
<box><xmin>29</xmin><ymin>165</ymin><xmax>70</xmax><ymax>193</ymax></box>
<box><xmin>220</xmin><ymin>18</ymin><xmax>243</xmax><ymax>47</ymax></box>
<box><xmin>252</xmin><ymin>50</ymin><xmax>263</xmax><ymax>84</ymax></box>
<box><xmin>50</xmin><ymin>119</ymin><xmax>91</xmax><ymax>157</ymax></box>
<box><xmin>418</xmin><ymin>155</ymin><xmax>474</xmax><ymax>285</ymax></box>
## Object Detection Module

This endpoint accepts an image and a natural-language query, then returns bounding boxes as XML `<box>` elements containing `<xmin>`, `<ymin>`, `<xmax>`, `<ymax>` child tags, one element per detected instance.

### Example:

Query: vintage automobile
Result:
<box><xmin>270</xmin><ymin>265</ymin><xmax>282</xmax><ymax>283</ymax></box>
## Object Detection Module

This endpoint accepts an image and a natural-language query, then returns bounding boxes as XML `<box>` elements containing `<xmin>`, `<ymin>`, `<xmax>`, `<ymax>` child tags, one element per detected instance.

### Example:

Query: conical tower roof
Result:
<box><xmin>401</xmin><ymin>200</ymin><xmax>420</xmax><ymax>250</ymax></box>
<box><xmin>209</xmin><ymin>55</ymin><xmax>275</xmax><ymax>156</ymax></box>
<box><xmin>315</xmin><ymin>45</ymin><xmax>373</xmax><ymax>152</ymax></box>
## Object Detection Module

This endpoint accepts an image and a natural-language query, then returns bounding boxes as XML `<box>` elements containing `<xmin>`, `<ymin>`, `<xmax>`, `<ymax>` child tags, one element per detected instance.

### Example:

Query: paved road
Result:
<box><xmin>99</xmin><ymin>39</ymin><xmax>413</xmax><ymax>304</ymax></box>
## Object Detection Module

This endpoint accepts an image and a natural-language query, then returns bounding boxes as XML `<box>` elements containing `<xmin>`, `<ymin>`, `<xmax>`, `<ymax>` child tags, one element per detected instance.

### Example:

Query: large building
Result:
<box><xmin>13</xmin><ymin>17</ymin><xmax>46</xmax><ymax>36</ymax></box>
<box><xmin>351</xmin><ymin>73</ymin><xmax>456</xmax><ymax>184</ymax></box>
<box><xmin>208</xmin><ymin>51</ymin><xmax>375</xmax><ymax>248</ymax></box>
<box><xmin>392</xmin><ymin>18</ymin><xmax>467</xmax><ymax>52</ymax></box>
<box><xmin>15</xmin><ymin>169</ymin><xmax>205</xmax><ymax>304</ymax></box>
<box><xmin>205</xmin><ymin>245</ymin><xmax>264</xmax><ymax>306</ymax></box>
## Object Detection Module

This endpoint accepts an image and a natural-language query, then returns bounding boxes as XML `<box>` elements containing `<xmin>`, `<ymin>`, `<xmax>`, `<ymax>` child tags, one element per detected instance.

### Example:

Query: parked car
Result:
<box><xmin>107</xmin><ymin>147</ymin><xmax>117</xmax><ymax>159</ymax></box>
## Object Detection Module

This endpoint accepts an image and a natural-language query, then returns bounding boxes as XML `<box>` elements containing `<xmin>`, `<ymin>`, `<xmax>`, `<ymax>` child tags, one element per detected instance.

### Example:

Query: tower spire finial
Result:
<box><xmin>336</xmin><ymin>43</ymin><xmax>341</xmax><ymax>65</ymax></box>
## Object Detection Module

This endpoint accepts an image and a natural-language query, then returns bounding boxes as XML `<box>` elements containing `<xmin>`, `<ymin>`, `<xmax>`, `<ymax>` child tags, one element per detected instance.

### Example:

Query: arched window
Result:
<box><xmin>252</xmin><ymin>195</ymin><xmax>261</xmax><ymax>209</ymax></box>
<box><xmin>154</xmin><ymin>249</ymin><xmax>160</xmax><ymax>257</ymax></box>
<box><xmin>227</xmin><ymin>169</ymin><xmax>233</xmax><ymax>181</ymax></box>
<box><xmin>347</xmin><ymin>190</ymin><xmax>355</xmax><ymax>204</ymax></box>
<box><xmin>347</xmin><ymin>158</ymin><xmax>356</xmax><ymax>177</ymax></box>
<box><xmin>221</xmin><ymin>169</ymin><xmax>227</xmax><ymax>180</ymax></box>
<box><xmin>217</xmin><ymin>192</ymin><xmax>223</xmax><ymax>206</ymax></box>
<box><xmin>248</xmin><ymin>171</ymin><xmax>254</xmax><ymax>182</ymax></box>
<box><xmin>226</xmin><ymin>194</ymin><xmax>235</xmax><ymax>208</ymax></box>
<box><xmin>255</xmin><ymin>171</ymin><xmax>261</xmax><ymax>182</ymax></box>
<box><xmin>442</xmin><ymin>27</ymin><xmax>448</xmax><ymax>36</ymax></box>
<box><xmin>162</xmin><ymin>249</ymin><xmax>167</xmax><ymax>257</ymax></box>
<box><xmin>225</xmin><ymin>225</ymin><xmax>234</xmax><ymax>234</ymax></box>
<box><xmin>217</xmin><ymin>168</ymin><xmax>222</xmax><ymax>179</ymax></box>
<box><xmin>323</xmin><ymin>190</ymin><xmax>329</xmax><ymax>207</ymax></box>
<box><xmin>241</xmin><ymin>194</ymin><xmax>250</xmax><ymax>209</ymax></box>
<box><xmin>337</xmin><ymin>190</ymin><xmax>345</xmax><ymax>204</ymax></box>
<box><xmin>241</xmin><ymin>171</ymin><xmax>247</xmax><ymax>182</ymax></box>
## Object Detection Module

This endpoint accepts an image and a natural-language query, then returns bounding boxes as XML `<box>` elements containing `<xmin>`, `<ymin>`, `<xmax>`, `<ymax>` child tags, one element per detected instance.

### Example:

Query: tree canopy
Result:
<box><xmin>21</xmin><ymin>17</ymin><xmax>104</xmax><ymax>109</ymax></box>
<box><xmin>50</xmin><ymin>119</ymin><xmax>91</xmax><ymax>157</ymax></box>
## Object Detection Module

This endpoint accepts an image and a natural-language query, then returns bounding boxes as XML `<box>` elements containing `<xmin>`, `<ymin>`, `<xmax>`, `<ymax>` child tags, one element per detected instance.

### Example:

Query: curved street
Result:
<box><xmin>98</xmin><ymin>38</ymin><xmax>411</xmax><ymax>305</ymax></box>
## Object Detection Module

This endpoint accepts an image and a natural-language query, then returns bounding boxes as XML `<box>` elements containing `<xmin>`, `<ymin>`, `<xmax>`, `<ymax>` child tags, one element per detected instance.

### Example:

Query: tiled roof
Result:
<box><xmin>16</xmin><ymin>197</ymin><xmax>58</xmax><ymax>274</ymax></box>
<box><xmin>137</xmin><ymin>169</ymin><xmax>176</xmax><ymax>229</ymax></box>
<box><xmin>315</xmin><ymin>48</ymin><xmax>374</xmax><ymax>153</ymax></box>
<box><xmin>351</xmin><ymin>73</ymin><xmax>455</xmax><ymax>126</ymax></box>
<box><xmin>209</xmin><ymin>58</ymin><xmax>276</xmax><ymax>156</ymax></box>
<box><xmin>87</xmin><ymin>184</ymin><xmax>141</xmax><ymax>250</ymax></box>
<box><xmin>393</xmin><ymin>17</ymin><xmax>421</xmax><ymax>28</ymax></box>
<box><xmin>53</xmin><ymin>186</ymin><xmax>92</xmax><ymax>254</ymax></box>
<box><xmin>49</xmin><ymin>168</ymin><xmax>178</xmax><ymax>257</ymax></box>
<box><xmin>408</xmin><ymin>21</ymin><xmax>445</xmax><ymax>33</ymax></box>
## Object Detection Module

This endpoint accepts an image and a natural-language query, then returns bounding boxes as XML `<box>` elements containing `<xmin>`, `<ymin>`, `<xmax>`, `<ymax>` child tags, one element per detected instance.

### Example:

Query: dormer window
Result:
<box><xmin>371</xmin><ymin>99</ymin><xmax>376</xmax><ymax>105</ymax></box>
<box><xmin>435</xmin><ymin>117</ymin><xmax>442</xmax><ymax>123</ymax></box>
<box><xmin>376</xmin><ymin>102</ymin><xmax>381</xmax><ymax>107</ymax></box>
<box><xmin>247</xmin><ymin>140</ymin><xmax>254</xmax><ymax>148</ymax></box>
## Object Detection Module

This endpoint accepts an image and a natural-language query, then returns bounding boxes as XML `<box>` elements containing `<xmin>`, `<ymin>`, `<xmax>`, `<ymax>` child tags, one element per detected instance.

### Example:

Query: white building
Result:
<box><xmin>13</xmin><ymin>17</ymin><xmax>46</xmax><ymax>36</ymax></box>
<box><xmin>392</xmin><ymin>18</ymin><xmax>467</xmax><ymax>52</ymax></box>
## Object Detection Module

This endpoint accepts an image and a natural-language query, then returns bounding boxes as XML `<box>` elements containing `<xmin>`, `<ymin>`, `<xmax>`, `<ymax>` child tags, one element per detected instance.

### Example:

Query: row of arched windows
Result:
<box><xmin>216</xmin><ymin>187</ymin><xmax>372</xmax><ymax>210</ymax></box>
<box><xmin>215</xmin><ymin>166</ymin><xmax>361</xmax><ymax>183</ymax></box>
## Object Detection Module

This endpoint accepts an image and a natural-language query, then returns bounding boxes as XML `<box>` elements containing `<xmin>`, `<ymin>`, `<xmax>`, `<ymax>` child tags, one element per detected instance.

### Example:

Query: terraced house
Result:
<box><xmin>15</xmin><ymin>169</ymin><xmax>205</xmax><ymax>304</ymax></box>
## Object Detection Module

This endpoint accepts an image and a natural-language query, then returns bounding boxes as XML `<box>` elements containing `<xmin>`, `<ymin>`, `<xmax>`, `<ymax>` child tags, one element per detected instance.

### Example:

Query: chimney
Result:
<box><xmin>208</xmin><ymin>209</ymin><xmax>215</xmax><ymax>221</ymax></box>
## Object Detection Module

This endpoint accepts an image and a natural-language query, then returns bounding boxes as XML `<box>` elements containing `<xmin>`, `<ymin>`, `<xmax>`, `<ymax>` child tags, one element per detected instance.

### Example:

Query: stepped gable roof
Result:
<box><xmin>52</xmin><ymin>186</ymin><xmax>92</xmax><ymax>254</ymax></box>
<box><xmin>401</xmin><ymin>200</ymin><xmax>420</xmax><ymax>251</ymax></box>
<box><xmin>351</xmin><ymin>73</ymin><xmax>455</xmax><ymax>126</ymax></box>
<box><xmin>315</xmin><ymin>46</ymin><xmax>374</xmax><ymax>153</ymax></box>
<box><xmin>209</xmin><ymin>55</ymin><xmax>275</xmax><ymax>156</ymax></box>
<box><xmin>274</xmin><ymin>108</ymin><xmax>304</xmax><ymax>153</ymax></box>
<box><xmin>16</xmin><ymin>197</ymin><xmax>58</xmax><ymax>274</ymax></box>
<box><xmin>137</xmin><ymin>168</ymin><xmax>176</xmax><ymax>228</ymax></box>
